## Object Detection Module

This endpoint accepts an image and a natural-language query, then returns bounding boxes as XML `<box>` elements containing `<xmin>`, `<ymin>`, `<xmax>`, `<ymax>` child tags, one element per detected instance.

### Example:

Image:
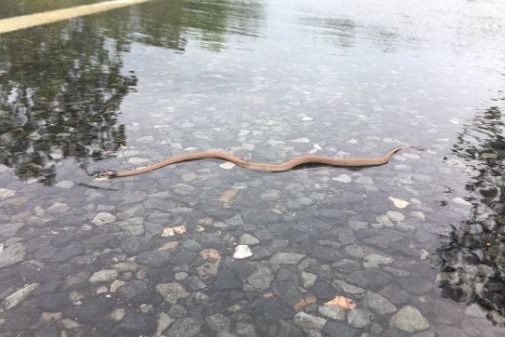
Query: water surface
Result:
<box><xmin>1</xmin><ymin>0</ymin><xmax>505</xmax><ymax>336</ymax></box>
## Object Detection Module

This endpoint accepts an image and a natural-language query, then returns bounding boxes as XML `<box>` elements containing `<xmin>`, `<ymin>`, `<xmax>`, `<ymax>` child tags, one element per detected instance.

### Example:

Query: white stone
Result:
<box><xmin>233</xmin><ymin>245</ymin><xmax>252</xmax><ymax>259</ymax></box>
<box><xmin>332</xmin><ymin>174</ymin><xmax>352</xmax><ymax>183</ymax></box>
<box><xmin>290</xmin><ymin>137</ymin><xmax>310</xmax><ymax>143</ymax></box>
<box><xmin>452</xmin><ymin>197</ymin><xmax>472</xmax><ymax>207</ymax></box>
<box><xmin>389</xmin><ymin>196</ymin><xmax>410</xmax><ymax>209</ymax></box>
<box><xmin>0</xmin><ymin>188</ymin><xmax>16</xmax><ymax>199</ymax></box>
<box><xmin>219</xmin><ymin>162</ymin><xmax>236</xmax><ymax>170</ymax></box>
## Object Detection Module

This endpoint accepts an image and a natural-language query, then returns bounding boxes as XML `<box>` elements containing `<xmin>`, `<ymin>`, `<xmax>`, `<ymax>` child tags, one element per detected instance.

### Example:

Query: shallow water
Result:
<box><xmin>1</xmin><ymin>0</ymin><xmax>505</xmax><ymax>336</ymax></box>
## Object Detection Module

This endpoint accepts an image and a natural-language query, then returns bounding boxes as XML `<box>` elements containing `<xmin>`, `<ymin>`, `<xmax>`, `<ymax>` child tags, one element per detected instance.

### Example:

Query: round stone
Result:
<box><xmin>390</xmin><ymin>305</ymin><xmax>430</xmax><ymax>332</ymax></box>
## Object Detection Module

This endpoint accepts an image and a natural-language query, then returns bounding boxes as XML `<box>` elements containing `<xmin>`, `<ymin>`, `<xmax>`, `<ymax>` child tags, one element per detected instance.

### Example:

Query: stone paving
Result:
<box><xmin>0</xmin><ymin>143</ymin><xmax>503</xmax><ymax>337</ymax></box>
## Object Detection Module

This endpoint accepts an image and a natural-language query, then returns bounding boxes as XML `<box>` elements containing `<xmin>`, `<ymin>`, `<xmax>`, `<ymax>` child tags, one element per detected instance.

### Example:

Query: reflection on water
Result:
<box><xmin>438</xmin><ymin>101</ymin><xmax>505</xmax><ymax>325</ymax></box>
<box><xmin>0</xmin><ymin>22</ymin><xmax>134</xmax><ymax>184</ymax></box>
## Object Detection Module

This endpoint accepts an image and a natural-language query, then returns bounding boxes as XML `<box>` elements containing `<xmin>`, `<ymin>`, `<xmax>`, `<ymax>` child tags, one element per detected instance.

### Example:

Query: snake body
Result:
<box><xmin>94</xmin><ymin>146</ymin><xmax>408</xmax><ymax>179</ymax></box>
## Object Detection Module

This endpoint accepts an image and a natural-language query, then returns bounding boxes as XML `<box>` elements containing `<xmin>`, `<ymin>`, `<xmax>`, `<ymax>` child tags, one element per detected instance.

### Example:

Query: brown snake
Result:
<box><xmin>93</xmin><ymin>145</ymin><xmax>411</xmax><ymax>179</ymax></box>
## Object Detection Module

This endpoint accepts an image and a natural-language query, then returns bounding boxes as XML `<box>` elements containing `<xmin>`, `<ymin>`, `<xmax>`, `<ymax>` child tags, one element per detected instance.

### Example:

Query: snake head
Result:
<box><xmin>91</xmin><ymin>170</ymin><xmax>118</xmax><ymax>180</ymax></box>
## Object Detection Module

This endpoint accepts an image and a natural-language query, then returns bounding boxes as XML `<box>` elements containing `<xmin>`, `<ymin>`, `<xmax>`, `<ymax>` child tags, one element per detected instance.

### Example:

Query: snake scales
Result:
<box><xmin>93</xmin><ymin>145</ymin><xmax>409</xmax><ymax>179</ymax></box>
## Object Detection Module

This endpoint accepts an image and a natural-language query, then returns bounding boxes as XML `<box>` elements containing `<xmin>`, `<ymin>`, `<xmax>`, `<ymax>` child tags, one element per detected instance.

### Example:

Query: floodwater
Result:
<box><xmin>1</xmin><ymin>0</ymin><xmax>505</xmax><ymax>336</ymax></box>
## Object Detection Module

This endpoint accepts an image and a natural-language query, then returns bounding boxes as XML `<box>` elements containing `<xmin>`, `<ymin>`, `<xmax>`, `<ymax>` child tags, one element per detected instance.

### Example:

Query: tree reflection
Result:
<box><xmin>437</xmin><ymin>103</ymin><xmax>505</xmax><ymax>325</ymax></box>
<box><xmin>0</xmin><ymin>21</ymin><xmax>134</xmax><ymax>184</ymax></box>
<box><xmin>101</xmin><ymin>0</ymin><xmax>265</xmax><ymax>52</ymax></box>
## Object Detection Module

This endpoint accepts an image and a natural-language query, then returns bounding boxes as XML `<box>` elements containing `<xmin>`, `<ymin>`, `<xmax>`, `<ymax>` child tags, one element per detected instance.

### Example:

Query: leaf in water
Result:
<box><xmin>161</xmin><ymin>224</ymin><xmax>187</xmax><ymax>237</ymax></box>
<box><xmin>389</xmin><ymin>196</ymin><xmax>410</xmax><ymax>209</ymax></box>
<box><xmin>324</xmin><ymin>296</ymin><xmax>356</xmax><ymax>310</ymax></box>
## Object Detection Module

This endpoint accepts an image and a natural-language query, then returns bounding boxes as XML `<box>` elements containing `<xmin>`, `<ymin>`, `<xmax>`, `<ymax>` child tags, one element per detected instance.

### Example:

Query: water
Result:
<box><xmin>1</xmin><ymin>0</ymin><xmax>505</xmax><ymax>336</ymax></box>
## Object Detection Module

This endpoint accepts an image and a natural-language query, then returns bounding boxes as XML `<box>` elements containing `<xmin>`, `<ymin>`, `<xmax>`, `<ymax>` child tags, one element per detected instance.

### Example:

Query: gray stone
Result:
<box><xmin>118</xmin><ymin>204</ymin><xmax>145</xmax><ymax>220</ymax></box>
<box><xmin>185</xmin><ymin>276</ymin><xmax>207</xmax><ymax>291</ymax></box>
<box><xmin>239</xmin><ymin>233</ymin><xmax>260</xmax><ymax>245</ymax></box>
<box><xmin>376</xmin><ymin>214</ymin><xmax>395</xmax><ymax>228</ymax></box>
<box><xmin>117</xmin><ymin>280</ymin><xmax>148</xmax><ymax>300</ymax></box>
<box><xmin>51</xmin><ymin>243</ymin><xmax>83</xmax><ymax>263</ymax></box>
<box><xmin>332</xmin><ymin>259</ymin><xmax>361</xmax><ymax>274</ymax></box>
<box><xmin>293</xmin><ymin>312</ymin><xmax>327</xmax><ymax>331</ymax></box>
<box><xmin>205</xmin><ymin>313</ymin><xmax>231</xmax><ymax>331</ymax></box>
<box><xmin>318</xmin><ymin>305</ymin><xmax>346</xmax><ymax>321</ymax></box>
<box><xmin>355</xmin><ymin>176</ymin><xmax>374</xmax><ymax>185</ymax></box>
<box><xmin>347</xmin><ymin>309</ymin><xmax>372</xmax><ymax>328</ymax></box>
<box><xmin>110</xmin><ymin>308</ymin><xmax>126</xmax><ymax>321</ymax></box>
<box><xmin>379</xmin><ymin>284</ymin><xmax>411</xmax><ymax>305</ymax></box>
<box><xmin>390</xmin><ymin>306</ymin><xmax>430</xmax><ymax>332</ymax></box>
<box><xmin>156</xmin><ymin>282</ymin><xmax>189</xmax><ymax>304</ymax></box>
<box><xmin>332</xmin><ymin>279</ymin><xmax>365</xmax><ymax>296</ymax></box>
<box><xmin>154</xmin><ymin>312</ymin><xmax>174</xmax><ymax>337</ymax></box>
<box><xmin>174</xmin><ymin>183</ymin><xmax>194</xmax><ymax>195</ymax></box>
<box><xmin>323</xmin><ymin>321</ymin><xmax>359</xmax><ymax>337</ymax></box>
<box><xmin>259</xmin><ymin>189</ymin><xmax>280</xmax><ymax>201</ymax></box>
<box><xmin>181</xmin><ymin>172</ymin><xmax>197</xmax><ymax>182</ymax></box>
<box><xmin>270</xmin><ymin>252</ymin><xmax>305</xmax><ymax>265</ymax></box>
<box><xmin>247</xmin><ymin>267</ymin><xmax>273</xmax><ymax>290</ymax></box>
<box><xmin>363</xmin><ymin>253</ymin><xmax>393</xmax><ymax>268</ymax></box>
<box><xmin>0</xmin><ymin>223</ymin><xmax>24</xmax><ymax>238</ymax></box>
<box><xmin>2</xmin><ymin>282</ymin><xmax>39</xmax><ymax>310</ymax></box>
<box><xmin>55</xmin><ymin>180</ymin><xmax>74</xmax><ymax>189</ymax></box>
<box><xmin>119</xmin><ymin>217</ymin><xmax>145</xmax><ymax>235</ymax></box>
<box><xmin>387</xmin><ymin>211</ymin><xmax>405</xmax><ymax>222</ymax></box>
<box><xmin>47</xmin><ymin>202</ymin><xmax>70</xmax><ymax>214</ymax></box>
<box><xmin>91</xmin><ymin>212</ymin><xmax>116</xmax><ymax>226</ymax></box>
<box><xmin>226</xmin><ymin>214</ymin><xmax>245</xmax><ymax>228</ymax></box>
<box><xmin>0</xmin><ymin>243</ymin><xmax>26</xmax><ymax>269</ymax></box>
<box><xmin>64</xmin><ymin>271</ymin><xmax>92</xmax><ymax>289</ymax></box>
<box><xmin>118</xmin><ymin>313</ymin><xmax>156</xmax><ymax>335</ymax></box>
<box><xmin>363</xmin><ymin>291</ymin><xmax>397</xmax><ymax>314</ymax></box>
<box><xmin>302</xmin><ymin>271</ymin><xmax>317</xmax><ymax>288</ymax></box>
<box><xmin>89</xmin><ymin>269</ymin><xmax>118</xmax><ymax>284</ymax></box>
<box><xmin>138</xmin><ymin>250</ymin><xmax>171</xmax><ymax>267</ymax></box>
<box><xmin>167</xmin><ymin>317</ymin><xmax>201</xmax><ymax>337</ymax></box>
<box><xmin>112</xmin><ymin>261</ymin><xmax>138</xmax><ymax>272</ymax></box>
<box><xmin>235</xmin><ymin>322</ymin><xmax>257</xmax><ymax>337</ymax></box>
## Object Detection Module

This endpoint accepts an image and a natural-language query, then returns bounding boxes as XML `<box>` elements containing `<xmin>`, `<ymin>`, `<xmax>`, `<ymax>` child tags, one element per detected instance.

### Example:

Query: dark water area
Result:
<box><xmin>1</xmin><ymin>0</ymin><xmax>505</xmax><ymax>336</ymax></box>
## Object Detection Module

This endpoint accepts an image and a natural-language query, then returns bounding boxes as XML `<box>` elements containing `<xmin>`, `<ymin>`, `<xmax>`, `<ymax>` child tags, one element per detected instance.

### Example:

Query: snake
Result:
<box><xmin>92</xmin><ymin>145</ymin><xmax>410</xmax><ymax>179</ymax></box>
